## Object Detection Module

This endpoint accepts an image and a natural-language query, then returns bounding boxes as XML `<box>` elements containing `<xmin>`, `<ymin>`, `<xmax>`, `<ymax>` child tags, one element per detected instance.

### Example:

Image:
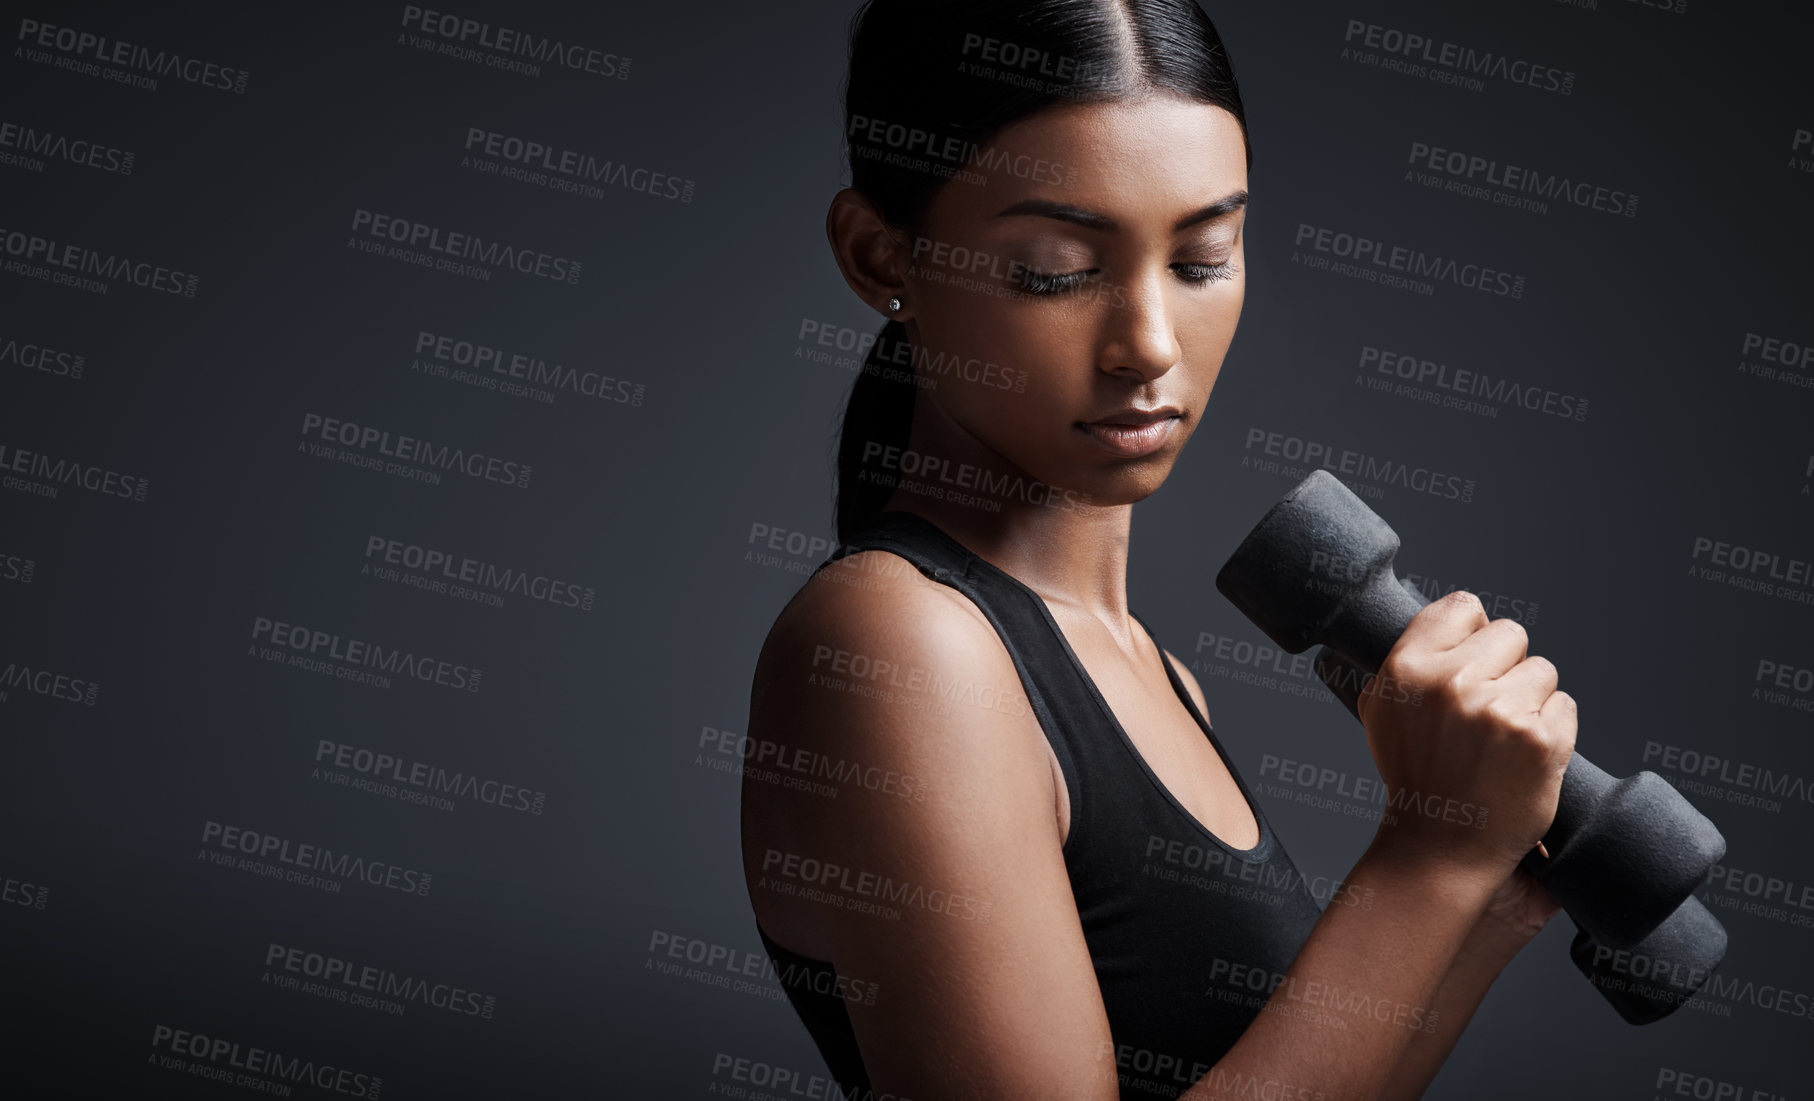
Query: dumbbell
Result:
<box><xmin>1315</xmin><ymin>643</ymin><xmax>1728</xmax><ymax>1024</ymax></box>
<box><xmin>1215</xmin><ymin>469</ymin><xmax>1728</xmax><ymax>1023</ymax></box>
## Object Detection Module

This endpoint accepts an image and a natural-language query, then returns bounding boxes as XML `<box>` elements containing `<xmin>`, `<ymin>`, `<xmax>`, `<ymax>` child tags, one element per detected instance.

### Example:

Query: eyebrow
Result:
<box><xmin>989</xmin><ymin>189</ymin><xmax>1248</xmax><ymax>233</ymax></box>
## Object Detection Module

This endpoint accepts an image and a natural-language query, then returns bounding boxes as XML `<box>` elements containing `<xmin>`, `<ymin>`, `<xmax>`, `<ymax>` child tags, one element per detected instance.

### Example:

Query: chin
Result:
<box><xmin>1067</xmin><ymin>461</ymin><xmax>1175</xmax><ymax>508</ymax></box>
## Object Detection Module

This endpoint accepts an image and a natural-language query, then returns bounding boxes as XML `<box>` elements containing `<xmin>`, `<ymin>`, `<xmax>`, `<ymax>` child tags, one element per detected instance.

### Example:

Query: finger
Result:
<box><xmin>1482</xmin><ymin>653</ymin><xmax>1557</xmax><ymax>716</ymax></box>
<box><xmin>1445</xmin><ymin>617</ymin><xmax>1530</xmax><ymax>681</ymax></box>
<box><xmin>1539</xmin><ymin>688</ymin><xmax>1579</xmax><ymax>751</ymax></box>
<box><xmin>1396</xmin><ymin>589</ymin><xmax>1490</xmax><ymax>654</ymax></box>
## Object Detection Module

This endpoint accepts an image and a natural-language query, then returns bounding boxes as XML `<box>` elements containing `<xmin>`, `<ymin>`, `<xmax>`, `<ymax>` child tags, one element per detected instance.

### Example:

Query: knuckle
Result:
<box><xmin>1431</xmin><ymin>669</ymin><xmax>1471</xmax><ymax>707</ymax></box>
<box><xmin>1380</xmin><ymin>651</ymin><xmax>1429</xmax><ymax>694</ymax></box>
<box><xmin>1481</xmin><ymin>694</ymin><xmax>1524</xmax><ymax>729</ymax></box>
<box><xmin>1507</xmin><ymin>717</ymin><xmax>1551</xmax><ymax>755</ymax></box>
<box><xmin>1444</xmin><ymin>589</ymin><xmax>1485</xmax><ymax>615</ymax></box>
<box><xmin>1380</xmin><ymin>650</ymin><xmax>1417</xmax><ymax>684</ymax></box>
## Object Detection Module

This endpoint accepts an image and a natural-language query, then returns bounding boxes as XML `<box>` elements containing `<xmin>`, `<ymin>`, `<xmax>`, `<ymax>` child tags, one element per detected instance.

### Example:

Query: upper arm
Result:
<box><xmin>1162</xmin><ymin>647</ymin><xmax>1212</xmax><ymax>726</ymax></box>
<box><xmin>742</xmin><ymin>554</ymin><xmax>1120</xmax><ymax>1100</ymax></box>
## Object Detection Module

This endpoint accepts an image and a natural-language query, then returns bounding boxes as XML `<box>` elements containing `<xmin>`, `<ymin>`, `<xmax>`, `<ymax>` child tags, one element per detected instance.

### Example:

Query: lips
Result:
<box><xmin>1075</xmin><ymin>407</ymin><xmax>1183</xmax><ymax>458</ymax></box>
<box><xmin>1081</xmin><ymin>406</ymin><xmax>1182</xmax><ymax>427</ymax></box>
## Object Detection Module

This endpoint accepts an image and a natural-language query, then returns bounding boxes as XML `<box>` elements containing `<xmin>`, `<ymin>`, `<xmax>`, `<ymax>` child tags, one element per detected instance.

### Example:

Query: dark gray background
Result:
<box><xmin>2</xmin><ymin>0</ymin><xmax>1810</xmax><ymax>1097</ymax></box>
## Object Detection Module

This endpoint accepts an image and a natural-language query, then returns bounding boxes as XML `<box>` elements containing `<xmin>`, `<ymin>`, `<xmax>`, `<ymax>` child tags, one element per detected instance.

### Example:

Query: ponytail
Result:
<box><xmin>833</xmin><ymin>319</ymin><xmax>916</xmax><ymax>543</ymax></box>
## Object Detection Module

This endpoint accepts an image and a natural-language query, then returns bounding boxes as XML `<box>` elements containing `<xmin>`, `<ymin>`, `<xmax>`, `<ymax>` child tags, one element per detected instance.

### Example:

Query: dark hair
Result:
<box><xmin>832</xmin><ymin>0</ymin><xmax>1251</xmax><ymax>543</ymax></box>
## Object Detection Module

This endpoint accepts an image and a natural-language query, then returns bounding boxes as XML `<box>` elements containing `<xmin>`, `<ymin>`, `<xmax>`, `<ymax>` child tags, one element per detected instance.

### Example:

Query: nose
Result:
<box><xmin>1095</xmin><ymin>268</ymin><xmax>1181</xmax><ymax>382</ymax></box>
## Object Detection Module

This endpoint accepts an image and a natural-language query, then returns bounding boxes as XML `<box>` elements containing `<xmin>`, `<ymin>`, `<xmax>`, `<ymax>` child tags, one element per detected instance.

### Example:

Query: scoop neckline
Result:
<box><xmin>865</xmin><ymin>510</ymin><xmax>1275</xmax><ymax>863</ymax></box>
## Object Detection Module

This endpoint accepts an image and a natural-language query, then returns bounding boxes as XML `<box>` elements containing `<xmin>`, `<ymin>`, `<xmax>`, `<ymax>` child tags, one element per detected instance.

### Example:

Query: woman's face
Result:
<box><xmin>898</xmin><ymin>92</ymin><xmax>1249</xmax><ymax>508</ymax></box>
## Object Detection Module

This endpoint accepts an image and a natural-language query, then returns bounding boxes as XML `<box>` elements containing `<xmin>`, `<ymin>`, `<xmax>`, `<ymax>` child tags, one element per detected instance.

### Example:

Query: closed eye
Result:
<box><xmin>1013</xmin><ymin>261</ymin><xmax>1237</xmax><ymax>296</ymax></box>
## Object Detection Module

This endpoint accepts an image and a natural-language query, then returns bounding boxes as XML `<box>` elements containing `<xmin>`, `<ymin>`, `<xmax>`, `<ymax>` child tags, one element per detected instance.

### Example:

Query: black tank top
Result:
<box><xmin>753</xmin><ymin>510</ymin><xmax>1325</xmax><ymax>1099</ymax></box>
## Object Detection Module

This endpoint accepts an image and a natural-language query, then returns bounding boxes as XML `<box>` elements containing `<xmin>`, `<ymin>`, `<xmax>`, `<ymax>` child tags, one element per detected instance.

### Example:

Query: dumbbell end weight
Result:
<box><xmin>1526</xmin><ymin>762</ymin><xmax>1727</xmax><ymax>948</ymax></box>
<box><xmin>1215</xmin><ymin>469</ymin><xmax>1415</xmax><ymax>659</ymax></box>
<box><xmin>1570</xmin><ymin>895</ymin><xmax>1728</xmax><ymax>1025</ymax></box>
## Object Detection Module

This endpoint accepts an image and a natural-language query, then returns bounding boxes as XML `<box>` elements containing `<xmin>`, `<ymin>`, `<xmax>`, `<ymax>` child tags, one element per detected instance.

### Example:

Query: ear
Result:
<box><xmin>825</xmin><ymin>187</ymin><xmax>914</xmax><ymax>322</ymax></box>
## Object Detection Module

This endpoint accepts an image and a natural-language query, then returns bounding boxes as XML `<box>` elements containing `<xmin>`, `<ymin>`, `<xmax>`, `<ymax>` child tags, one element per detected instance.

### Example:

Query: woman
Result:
<box><xmin>740</xmin><ymin>2</ymin><xmax>1577</xmax><ymax>1097</ymax></box>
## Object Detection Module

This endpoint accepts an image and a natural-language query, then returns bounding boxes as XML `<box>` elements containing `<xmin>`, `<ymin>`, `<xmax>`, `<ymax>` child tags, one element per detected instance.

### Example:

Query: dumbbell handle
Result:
<box><xmin>1309</xmin><ymin>575</ymin><xmax>1713</xmax><ymax>949</ymax></box>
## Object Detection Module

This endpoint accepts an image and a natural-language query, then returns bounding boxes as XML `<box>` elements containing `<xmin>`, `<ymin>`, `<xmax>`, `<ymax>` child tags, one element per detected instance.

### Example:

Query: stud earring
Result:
<box><xmin>887</xmin><ymin>296</ymin><xmax>902</xmax><ymax>312</ymax></box>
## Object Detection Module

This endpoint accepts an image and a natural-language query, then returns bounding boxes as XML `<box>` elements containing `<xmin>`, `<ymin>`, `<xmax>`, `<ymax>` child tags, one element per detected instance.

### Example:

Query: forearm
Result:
<box><xmin>1373</xmin><ymin>918</ymin><xmax>1527</xmax><ymax>1101</ymax></box>
<box><xmin>1183</xmin><ymin>838</ymin><xmax>1502</xmax><ymax>1101</ymax></box>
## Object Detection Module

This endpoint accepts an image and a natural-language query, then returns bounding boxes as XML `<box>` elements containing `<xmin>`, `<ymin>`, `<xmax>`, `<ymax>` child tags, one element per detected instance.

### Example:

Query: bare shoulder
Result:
<box><xmin>763</xmin><ymin>547</ymin><xmax>1005</xmax><ymax>679</ymax></box>
<box><xmin>739</xmin><ymin>548</ymin><xmax>1118</xmax><ymax>1097</ymax></box>
<box><xmin>742</xmin><ymin>549</ymin><xmax>1048</xmax><ymax>886</ymax></box>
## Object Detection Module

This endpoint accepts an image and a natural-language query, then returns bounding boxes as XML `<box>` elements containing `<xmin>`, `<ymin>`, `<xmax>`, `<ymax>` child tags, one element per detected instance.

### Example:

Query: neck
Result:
<box><xmin>873</xmin><ymin>399</ymin><xmax>1135</xmax><ymax>629</ymax></box>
